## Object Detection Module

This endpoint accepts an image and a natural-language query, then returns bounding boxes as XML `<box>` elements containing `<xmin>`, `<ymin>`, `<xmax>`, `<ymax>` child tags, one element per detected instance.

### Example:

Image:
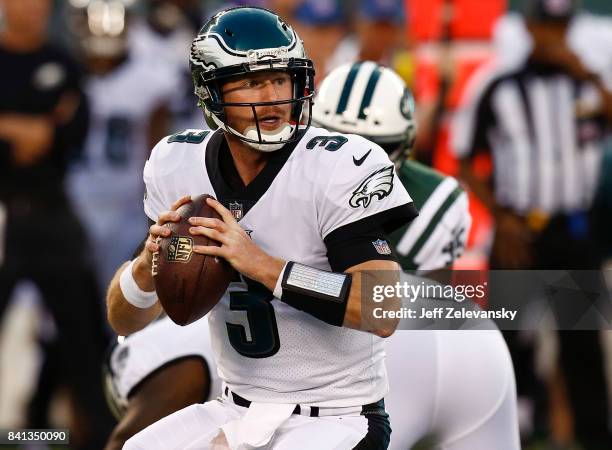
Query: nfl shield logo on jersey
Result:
<box><xmin>229</xmin><ymin>201</ymin><xmax>244</xmax><ymax>221</ymax></box>
<box><xmin>372</xmin><ymin>239</ymin><xmax>392</xmax><ymax>255</ymax></box>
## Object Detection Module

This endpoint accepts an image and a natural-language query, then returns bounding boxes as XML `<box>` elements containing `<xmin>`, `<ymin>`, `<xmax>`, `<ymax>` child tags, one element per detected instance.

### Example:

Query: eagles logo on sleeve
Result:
<box><xmin>349</xmin><ymin>166</ymin><xmax>395</xmax><ymax>208</ymax></box>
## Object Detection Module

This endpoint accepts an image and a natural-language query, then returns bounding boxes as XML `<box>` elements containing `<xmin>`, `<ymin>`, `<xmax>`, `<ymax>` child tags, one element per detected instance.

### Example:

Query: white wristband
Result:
<box><xmin>273</xmin><ymin>262</ymin><xmax>288</xmax><ymax>299</ymax></box>
<box><xmin>119</xmin><ymin>260</ymin><xmax>158</xmax><ymax>309</ymax></box>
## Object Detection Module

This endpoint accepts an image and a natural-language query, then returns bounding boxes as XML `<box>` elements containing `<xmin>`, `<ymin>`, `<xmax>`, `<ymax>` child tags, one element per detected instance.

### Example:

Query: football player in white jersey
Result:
<box><xmin>66</xmin><ymin>0</ymin><xmax>181</xmax><ymax>290</ymax></box>
<box><xmin>313</xmin><ymin>63</ymin><xmax>520</xmax><ymax>450</ymax></box>
<box><xmin>106</xmin><ymin>6</ymin><xmax>417</xmax><ymax>450</ymax></box>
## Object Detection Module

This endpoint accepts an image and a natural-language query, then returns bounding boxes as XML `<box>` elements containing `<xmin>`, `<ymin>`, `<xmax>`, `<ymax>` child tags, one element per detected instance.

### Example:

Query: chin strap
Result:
<box><xmin>208</xmin><ymin>108</ymin><xmax>297</xmax><ymax>152</ymax></box>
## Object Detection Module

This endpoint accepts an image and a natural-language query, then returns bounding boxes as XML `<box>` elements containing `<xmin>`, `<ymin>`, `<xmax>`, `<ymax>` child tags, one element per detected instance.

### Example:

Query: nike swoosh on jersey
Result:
<box><xmin>353</xmin><ymin>149</ymin><xmax>372</xmax><ymax>166</ymax></box>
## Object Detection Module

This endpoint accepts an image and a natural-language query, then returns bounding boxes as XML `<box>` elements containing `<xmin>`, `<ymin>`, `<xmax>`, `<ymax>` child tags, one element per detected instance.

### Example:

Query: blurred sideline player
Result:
<box><xmin>24</xmin><ymin>0</ymin><xmax>181</xmax><ymax>435</ymax></box>
<box><xmin>0</xmin><ymin>0</ymin><xmax>113</xmax><ymax>446</ymax></box>
<box><xmin>103</xmin><ymin>61</ymin><xmax>519</xmax><ymax>449</ymax></box>
<box><xmin>66</xmin><ymin>0</ymin><xmax>180</xmax><ymax>289</ymax></box>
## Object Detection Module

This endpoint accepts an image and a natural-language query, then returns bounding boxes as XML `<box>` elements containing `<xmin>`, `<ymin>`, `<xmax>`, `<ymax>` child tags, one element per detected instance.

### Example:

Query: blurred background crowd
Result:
<box><xmin>0</xmin><ymin>0</ymin><xmax>611</xmax><ymax>449</ymax></box>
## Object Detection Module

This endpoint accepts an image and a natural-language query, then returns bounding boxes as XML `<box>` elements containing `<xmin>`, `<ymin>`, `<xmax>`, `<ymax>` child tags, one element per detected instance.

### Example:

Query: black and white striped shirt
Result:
<box><xmin>452</xmin><ymin>64</ymin><xmax>607</xmax><ymax>215</ymax></box>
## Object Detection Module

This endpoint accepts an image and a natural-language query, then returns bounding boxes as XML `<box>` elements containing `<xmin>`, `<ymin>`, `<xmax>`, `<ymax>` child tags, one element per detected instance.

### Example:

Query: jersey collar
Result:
<box><xmin>205</xmin><ymin>128</ymin><xmax>304</xmax><ymax>217</ymax></box>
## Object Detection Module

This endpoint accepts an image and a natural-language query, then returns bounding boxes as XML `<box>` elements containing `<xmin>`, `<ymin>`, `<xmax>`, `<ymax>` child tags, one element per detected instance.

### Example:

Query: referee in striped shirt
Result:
<box><xmin>452</xmin><ymin>1</ymin><xmax>612</xmax><ymax>448</ymax></box>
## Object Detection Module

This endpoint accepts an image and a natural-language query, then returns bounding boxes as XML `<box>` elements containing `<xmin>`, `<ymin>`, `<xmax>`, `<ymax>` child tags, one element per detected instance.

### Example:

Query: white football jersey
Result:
<box><xmin>69</xmin><ymin>57</ymin><xmax>179</xmax><ymax>207</ymax></box>
<box><xmin>108</xmin><ymin>316</ymin><xmax>221</xmax><ymax>404</ymax></box>
<box><xmin>143</xmin><ymin>125</ymin><xmax>416</xmax><ymax>407</ymax></box>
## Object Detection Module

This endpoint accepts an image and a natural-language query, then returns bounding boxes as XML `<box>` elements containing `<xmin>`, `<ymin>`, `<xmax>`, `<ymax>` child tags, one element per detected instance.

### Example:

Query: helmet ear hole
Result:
<box><xmin>207</xmin><ymin>101</ymin><xmax>223</xmax><ymax>115</ymax></box>
<box><xmin>204</xmin><ymin>82</ymin><xmax>224</xmax><ymax>114</ymax></box>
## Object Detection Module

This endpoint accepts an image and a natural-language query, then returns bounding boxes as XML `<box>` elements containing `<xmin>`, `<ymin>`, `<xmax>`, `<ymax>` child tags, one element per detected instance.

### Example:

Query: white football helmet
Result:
<box><xmin>190</xmin><ymin>7</ymin><xmax>315</xmax><ymax>152</ymax></box>
<box><xmin>312</xmin><ymin>61</ymin><xmax>416</xmax><ymax>158</ymax></box>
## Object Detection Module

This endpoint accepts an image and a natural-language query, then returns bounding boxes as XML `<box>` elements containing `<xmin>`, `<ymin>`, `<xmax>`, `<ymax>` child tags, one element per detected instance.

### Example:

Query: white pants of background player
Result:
<box><xmin>385</xmin><ymin>330</ymin><xmax>520</xmax><ymax>450</ymax></box>
<box><xmin>116</xmin><ymin>325</ymin><xmax>518</xmax><ymax>449</ymax></box>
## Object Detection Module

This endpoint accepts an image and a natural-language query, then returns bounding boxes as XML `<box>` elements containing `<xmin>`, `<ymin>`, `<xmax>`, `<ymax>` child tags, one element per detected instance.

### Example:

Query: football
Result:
<box><xmin>152</xmin><ymin>194</ymin><xmax>234</xmax><ymax>326</ymax></box>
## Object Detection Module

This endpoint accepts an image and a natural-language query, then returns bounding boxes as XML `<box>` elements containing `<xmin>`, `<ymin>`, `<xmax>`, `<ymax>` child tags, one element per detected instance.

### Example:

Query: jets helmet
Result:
<box><xmin>190</xmin><ymin>7</ymin><xmax>315</xmax><ymax>151</ymax></box>
<box><xmin>312</xmin><ymin>61</ymin><xmax>416</xmax><ymax>159</ymax></box>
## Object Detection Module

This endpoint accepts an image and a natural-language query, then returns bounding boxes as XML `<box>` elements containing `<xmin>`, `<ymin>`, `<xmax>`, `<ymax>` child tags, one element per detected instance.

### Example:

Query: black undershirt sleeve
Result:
<box><xmin>324</xmin><ymin>203</ymin><xmax>418</xmax><ymax>272</ymax></box>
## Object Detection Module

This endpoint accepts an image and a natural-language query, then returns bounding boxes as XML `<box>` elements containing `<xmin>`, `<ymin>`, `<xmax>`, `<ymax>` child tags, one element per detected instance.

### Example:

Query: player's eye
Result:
<box><xmin>274</xmin><ymin>76</ymin><xmax>291</xmax><ymax>86</ymax></box>
<box><xmin>244</xmin><ymin>79</ymin><xmax>260</xmax><ymax>88</ymax></box>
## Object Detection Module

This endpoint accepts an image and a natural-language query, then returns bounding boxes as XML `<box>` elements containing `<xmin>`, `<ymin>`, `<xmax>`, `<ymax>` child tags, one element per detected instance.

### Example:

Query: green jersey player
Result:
<box><xmin>313</xmin><ymin>61</ymin><xmax>471</xmax><ymax>271</ymax></box>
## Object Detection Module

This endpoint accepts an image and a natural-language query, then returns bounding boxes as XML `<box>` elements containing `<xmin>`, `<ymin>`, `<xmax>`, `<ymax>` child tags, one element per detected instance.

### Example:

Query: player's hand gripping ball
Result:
<box><xmin>153</xmin><ymin>194</ymin><xmax>233</xmax><ymax>325</ymax></box>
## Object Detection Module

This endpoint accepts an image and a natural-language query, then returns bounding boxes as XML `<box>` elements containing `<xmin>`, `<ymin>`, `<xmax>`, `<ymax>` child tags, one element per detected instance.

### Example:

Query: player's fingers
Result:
<box><xmin>170</xmin><ymin>195</ymin><xmax>191</xmax><ymax>211</ymax></box>
<box><xmin>192</xmin><ymin>244</ymin><xmax>224</xmax><ymax>257</ymax></box>
<box><xmin>157</xmin><ymin>210</ymin><xmax>180</xmax><ymax>225</ymax></box>
<box><xmin>149</xmin><ymin>223</ymin><xmax>172</xmax><ymax>238</ymax></box>
<box><xmin>206</xmin><ymin>197</ymin><xmax>237</xmax><ymax>225</ymax></box>
<box><xmin>145</xmin><ymin>239</ymin><xmax>160</xmax><ymax>253</ymax></box>
<box><xmin>187</xmin><ymin>216</ymin><xmax>227</xmax><ymax>232</ymax></box>
<box><xmin>189</xmin><ymin>226</ymin><xmax>228</xmax><ymax>244</ymax></box>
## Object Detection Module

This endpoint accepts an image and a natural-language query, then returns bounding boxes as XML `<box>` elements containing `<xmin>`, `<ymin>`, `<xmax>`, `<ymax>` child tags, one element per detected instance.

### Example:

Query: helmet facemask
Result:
<box><xmin>194</xmin><ymin>61</ymin><xmax>314</xmax><ymax>152</ymax></box>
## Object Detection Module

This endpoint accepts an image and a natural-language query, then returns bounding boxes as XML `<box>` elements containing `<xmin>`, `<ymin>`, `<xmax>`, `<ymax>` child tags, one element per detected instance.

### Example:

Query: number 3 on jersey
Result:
<box><xmin>306</xmin><ymin>136</ymin><xmax>347</xmax><ymax>151</ymax></box>
<box><xmin>226</xmin><ymin>291</ymin><xmax>280</xmax><ymax>358</ymax></box>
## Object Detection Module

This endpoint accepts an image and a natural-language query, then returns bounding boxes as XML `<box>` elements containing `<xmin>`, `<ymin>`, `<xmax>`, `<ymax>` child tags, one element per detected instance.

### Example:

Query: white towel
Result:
<box><xmin>220</xmin><ymin>402</ymin><xmax>296</xmax><ymax>450</ymax></box>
